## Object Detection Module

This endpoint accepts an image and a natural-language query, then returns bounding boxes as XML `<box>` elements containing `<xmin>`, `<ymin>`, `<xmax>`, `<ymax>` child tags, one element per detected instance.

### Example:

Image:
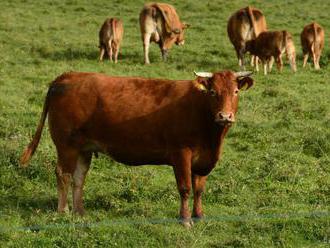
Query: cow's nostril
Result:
<box><xmin>217</xmin><ymin>112</ymin><xmax>235</xmax><ymax>123</ymax></box>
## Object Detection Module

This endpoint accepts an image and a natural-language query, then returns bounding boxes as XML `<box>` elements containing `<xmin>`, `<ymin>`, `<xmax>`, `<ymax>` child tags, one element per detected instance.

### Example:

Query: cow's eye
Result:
<box><xmin>210</xmin><ymin>89</ymin><xmax>217</xmax><ymax>97</ymax></box>
<box><xmin>234</xmin><ymin>89</ymin><xmax>239</xmax><ymax>95</ymax></box>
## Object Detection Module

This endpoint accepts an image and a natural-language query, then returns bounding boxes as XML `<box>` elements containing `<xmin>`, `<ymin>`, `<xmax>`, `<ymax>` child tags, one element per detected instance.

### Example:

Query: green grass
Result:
<box><xmin>1</xmin><ymin>0</ymin><xmax>330</xmax><ymax>247</ymax></box>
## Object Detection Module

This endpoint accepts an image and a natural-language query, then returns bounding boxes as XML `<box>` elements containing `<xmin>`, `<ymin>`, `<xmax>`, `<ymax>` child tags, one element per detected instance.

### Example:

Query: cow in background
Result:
<box><xmin>227</xmin><ymin>6</ymin><xmax>267</xmax><ymax>69</ymax></box>
<box><xmin>245</xmin><ymin>30</ymin><xmax>297</xmax><ymax>75</ymax></box>
<box><xmin>20</xmin><ymin>70</ymin><xmax>254</xmax><ymax>228</ymax></box>
<box><xmin>301</xmin><ymin>22</ymin><xmax>325</xmax><ymax>70</ymax></box>
<box><xmin>99</xmin><ymin>18</ymin><xmax>124</xmax><ymax>63</ymax></box>
<box><xmin>139</xmin><ymin>3</ymin><xmax>189</xmax><ymax>64</ymax></box>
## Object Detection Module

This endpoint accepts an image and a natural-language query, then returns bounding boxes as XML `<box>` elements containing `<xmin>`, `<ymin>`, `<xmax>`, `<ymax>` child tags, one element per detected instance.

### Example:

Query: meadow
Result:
<box><xmin>0</xmin><ymin>0</ymin><xmax>329</xmax><ymax>247</ymax></box>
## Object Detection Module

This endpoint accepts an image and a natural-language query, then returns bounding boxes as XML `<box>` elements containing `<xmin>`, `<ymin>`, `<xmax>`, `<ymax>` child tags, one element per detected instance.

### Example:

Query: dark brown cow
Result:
<box><xmin>20</xmin><ymin>70</ymin><xmax>254</xmax><ymax>227</ymax></box>
<box><xmin>139</xmin><ymin>3</ymin><xmax>189</xmax><ymax>64</ymax></box>
<box><xmin>99</xmin><ymin>18</ymin><xmax>124</xmax><ymax>63</ymax></box>
<box><xmin>227</xmin><ymin>6</ymin><xmax>267</xmax><ymax>69</ymax></box>
<box><xmin>245</xmin><ymin>31</ymin><xmax>297</xmax><ymax>75</ymax></box>
<box><xmin>301</xmin><ymin>22</ymin><xmax>325</xmax><ymax>70</ymax></box>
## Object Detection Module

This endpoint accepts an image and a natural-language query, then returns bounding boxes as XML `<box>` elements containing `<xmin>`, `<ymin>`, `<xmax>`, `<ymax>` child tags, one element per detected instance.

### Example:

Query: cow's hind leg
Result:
<box><xmin>55</xmin><ymin>147</ymin><xmax>79</xmax><ymax>213</ymax></box>
<box><xmin>56</xmin><ymin>165</ymin><xmax>71</xmax><ymax>213</ymax></box>
<box><xmin>237</xmin><ymin>46</ymin><xmax>246</xmax><ymax>70</ymax></box>
<box><xmin>276</xmin><ymin>54</ymin><xmax>283</xmax><ymax>72</ymax></box>
<box><xmin>72</xmin><ymin>152</ymin><xmax>92</xmax><ymax>215</ymax></box>
<box><xmin>99</xmin><ymin>45</ymin><xmax>105</xmax><ymax>61</ymax></box>
<box><xmin>107</xmin><ymin>40</ymin><xmax>113</xmax><ymax>62</ymax></box>
<box><xmin>302</xmin><ymin>53</ymin><xmax>309</xmax><ymax>68</ymax></box>
<box><xmin>263</xmin><ymin>61</ymin><xmax>268</xmax><ymax>75</ymax></box>
<box><xmin>268</xmin><ymin>57</ymin><xmax>274</xmax><ymax>72</ymax></box>
<box><xmin>192</xmin><ymin>174</ymin><xmax>207</xmax><ymax>220</ymax></box>
<box><xmin>113</xmin><ymin>44</ymin><xmax>119</xmax><ymax>63</ymax></box>
<box><xmin>172</xmin><ymin>149</ymin><xmax>193</xmax><ymax>228</ymax></box>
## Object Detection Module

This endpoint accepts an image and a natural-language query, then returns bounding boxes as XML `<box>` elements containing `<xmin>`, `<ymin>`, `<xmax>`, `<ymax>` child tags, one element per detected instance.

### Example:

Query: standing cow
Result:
<box><xmin>20</xmin><ymin>70</ymin><xmax>253</xmax><ymax>228</ymax></box>
<box><xmin>245</xmin><ymin>30</ymin><xmax>297</xmax><ymax>75</ymax></box>
<box><xmin>99</xmin><ymin>18</ymin><xmax>124</xmax><ymax>63</ymax></box>
<box><xmin>139</xmin><ymin>3</ymin><xmax>189</xmax><ymax>64</ymax></box>
<box><xmin>301</xmin><ymin>22</ymin><xmax>325</xmax><ymax>70</ymax></box>
<box><xmin>227</xmin><ymin>6</ymin><xmax>267</xmax><ymax>69</ymax></box>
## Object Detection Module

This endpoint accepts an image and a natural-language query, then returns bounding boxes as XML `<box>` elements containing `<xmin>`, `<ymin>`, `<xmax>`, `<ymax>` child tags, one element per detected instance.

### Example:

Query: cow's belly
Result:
<box><xmin>82</xmin><ymin>129</ymin><xmax>176</xmax><ymax>166</ymax></box>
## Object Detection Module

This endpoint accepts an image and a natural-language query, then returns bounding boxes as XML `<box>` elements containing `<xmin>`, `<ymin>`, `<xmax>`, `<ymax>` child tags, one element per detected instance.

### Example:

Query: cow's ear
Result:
<box><xmin>182</xmin><ymin>23</ymin><xmax>191</xmax><ymax>29</ymax></box>
<box><xmin>195</xmin><ymin>77</ymin><xmax>212</xmax><ymax>92</ymax></box>
<box><xmin>237</xmin><ymin>77</ymin><xmax>254</xmax><ymax>90</ymax></box>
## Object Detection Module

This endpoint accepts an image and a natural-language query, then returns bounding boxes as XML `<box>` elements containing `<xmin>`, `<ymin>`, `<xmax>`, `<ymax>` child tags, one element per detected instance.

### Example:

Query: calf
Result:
<box><xmin>227</xmin><ymin>6</ymin><xmax>267</xmax><ymax>69</ymax></box>
<box><xmin>99</xmin><ymin>18</ymin><xmax>124</xmax><ymax>63</ymax></box>
<box><xmin>301</xmin><ymin>22</ymin><xmax>325</xmax><ymax>69</ymax></box>
<box><xmin>139</xmin><ymin>3</ymin><xmax>189</xmax><ymax>64</ymax></box>
<box><xmin>245</xmin><ymin>31</ymin><xmax>297</xmax><ymax>75</ymax></box>
<box><xmin>20</xmin><ymin>70</ymin><xmax>253</xmax><ymax>228</ymax></box>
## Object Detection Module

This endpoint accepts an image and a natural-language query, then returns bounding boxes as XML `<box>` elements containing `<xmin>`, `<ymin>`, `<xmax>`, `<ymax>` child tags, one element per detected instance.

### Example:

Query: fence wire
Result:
<box><xmin>1</xmin><ymin>211</ymin><xmax>329</xmax><ymax>233</ymax></box>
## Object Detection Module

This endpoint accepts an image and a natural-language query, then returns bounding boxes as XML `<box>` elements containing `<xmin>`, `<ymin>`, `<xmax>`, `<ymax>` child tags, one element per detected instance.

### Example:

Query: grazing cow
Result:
<box><xmin>99</xmin><ymin>18</ymin><xmax>124</xmax><ymax>63</ymax></box>
<box><xmin>301</xmin><ymin>22</ymin><xmax>325</xmax><ymax>70</ymax></box>
<box><xmin>20</xmin><ymin>70</ymin><xmax>254</xmax><ymax>228</ymax></box>
<box><xmin>227</xmin><ymin>6</ymin><xmax>267</xmax><ymax>69</ymax></box>
<box><xmin>245</xmin><ymin>31</ymin><xmax>297</xmax><ymax>75</ymax></box>
<box><xmin>139</xmin><ymin>3</ymin><xmax>189</xmax><ymax>64</ymax></box>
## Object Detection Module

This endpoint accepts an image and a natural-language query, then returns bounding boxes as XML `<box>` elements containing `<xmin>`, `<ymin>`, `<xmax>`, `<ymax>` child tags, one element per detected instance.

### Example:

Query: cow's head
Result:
<box><xmin>163</xmin><ymin>23</ymin><xmax>190</xmax><ymax>52</ymax></box>
<box><xmin>194</xmin><ymin>71</ymin><xmax>253</xmax><ymax>126</ymax></box>
<box><xmin>174</xmin><ymin>23</ymin><xmax>190</xmax><ymax>46</ymax></box>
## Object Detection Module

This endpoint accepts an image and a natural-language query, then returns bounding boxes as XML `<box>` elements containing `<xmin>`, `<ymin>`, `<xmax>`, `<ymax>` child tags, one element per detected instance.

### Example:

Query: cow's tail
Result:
<box><xmin>311</xmin><ymin>22</ymin><xmax>320</xmax><ymax>58</ymax></box>
<box><xmin>153</xmin><ymin>3</ymin><xmax>173</xmax><ymax>33</ymax></box>
<box><xmin>283</xmin><ymin>30</ymin><xmax>297</xmax><ymax>72</ymax></box>
<box><xmin>20</xmin><ymin>87</ymin><xmax>51</xmax><ymax>167</ymax></box>
<box><xmin>247</xmin><ymin>6</ymin><xmax>258</xmax><ymax>38</ymax></box>
<box><xmin>111</xmin><ymin>18</ymin><xmax>116</xmax><ymax>41</ymax></box>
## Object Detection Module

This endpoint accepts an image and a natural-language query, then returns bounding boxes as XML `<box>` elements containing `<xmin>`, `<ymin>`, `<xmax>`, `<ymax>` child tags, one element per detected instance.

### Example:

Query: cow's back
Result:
<box><xmin>227</xmin><ymin>7</ymin><xmax>266</xmax><ymax>45</ymax></box>
<box><xmin>301</xmin><ymin>22</ymin><xmax>325</xmax><ymax>50</ymax></box>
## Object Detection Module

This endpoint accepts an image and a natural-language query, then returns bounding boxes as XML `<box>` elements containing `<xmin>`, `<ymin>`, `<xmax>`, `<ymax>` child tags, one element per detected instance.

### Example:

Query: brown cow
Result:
<box><xmin>99</xmin><ymin>18</ymin><xmax>124</xmax><ymax>63</ymax></box>
<box><xmin>301</xmin><ymin>22</ymin><xmax>325</xmax><ymax>70</ymax></box>
<box><xmin>227</xmin><ymin>6</ymin><xmax>267</xmax><ymax>69</ymax></box>
<box><xmin>245</xmin><ymin>31</ymin><xmax>297</xmax><ymax>75</ymax></box>
<box><xmin>20</xmin><ymin>70</ymin><xmax>254</xmax><ymax>228</ymax></box>
<box><xmin>139</xmin><ymin>3</ymin><xmax>189</xmax><ymax>64</ymax></box>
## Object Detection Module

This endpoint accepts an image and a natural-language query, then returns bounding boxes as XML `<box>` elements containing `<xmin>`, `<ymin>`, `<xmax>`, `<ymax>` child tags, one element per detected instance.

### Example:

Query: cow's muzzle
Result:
<box><xmin>176</xmin><ymin>40</ymin><xmax>185</xmax><ymax>46</ymax></box>
<box><xmin>215</xmin><ymin>112</ymin><xmax>235</xmax><ymax>125</ymax></box>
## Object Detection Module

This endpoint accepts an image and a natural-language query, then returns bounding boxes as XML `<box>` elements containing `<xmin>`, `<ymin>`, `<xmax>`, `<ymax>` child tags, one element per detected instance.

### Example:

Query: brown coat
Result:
<box><xmin>139</xmin><ymin>3</ymin><xmax>189</xmax><ymax>64</ymax></box>
<box><xmin>227</xmin><ymin>6</ymin><xmax>267</xmax><ymax>69</ymax></box>
<box><xmin>301</xmin><ymin>22</ymin><xmax>325</xmax><ymax>69</ymax></box>
<box><xmin>99</xmin><ymin>18</ymin><xmax>124</xmax><ymax>63</ymax></box>
<box><xmin>246</xmin><ymin>31</ymin><xmax>297</xmax><ymax>75</ymax></box>
<box><xmin>20</xmin><ymin>71</ymin><xmax>253</xmax><ymax>227</ymax></box>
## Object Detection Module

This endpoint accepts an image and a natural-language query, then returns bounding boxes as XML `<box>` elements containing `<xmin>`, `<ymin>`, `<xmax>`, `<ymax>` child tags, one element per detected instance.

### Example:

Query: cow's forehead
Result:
<box><xmin>212</xmin><ymin>71</ymin><xmax>237</xmax><ymax>89</ymax></box>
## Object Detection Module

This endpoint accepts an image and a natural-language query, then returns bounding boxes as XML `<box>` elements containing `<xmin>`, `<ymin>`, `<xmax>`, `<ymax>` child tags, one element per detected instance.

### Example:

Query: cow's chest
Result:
<box><xmin>191</xmin><ymin>147</ymin><xmax>220</xmax><ymax>176</ymax></box>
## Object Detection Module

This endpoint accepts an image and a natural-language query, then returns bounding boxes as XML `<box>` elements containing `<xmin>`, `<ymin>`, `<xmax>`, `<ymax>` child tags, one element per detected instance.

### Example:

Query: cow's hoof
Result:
<box><xmin>73</xmin><ymin>208</ymin><xmax>85</xmax><ymax>216</ymax></box>
<box><xmin>180</xmin><ymin>218</ymin><xmax>194</xmax><ymax>229</ymax></box>
<box><xmin>192</xmin><ymin>215</ymin><xmax>204</xmax><ymax>223</ymax></box>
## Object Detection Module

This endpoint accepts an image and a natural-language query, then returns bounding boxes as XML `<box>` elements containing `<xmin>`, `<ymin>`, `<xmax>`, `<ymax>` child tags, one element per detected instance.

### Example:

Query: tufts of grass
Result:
<box><xmin>0</xmin><ymin>0</ymin><xmax>329</xmax><ymax>247</ymax></box>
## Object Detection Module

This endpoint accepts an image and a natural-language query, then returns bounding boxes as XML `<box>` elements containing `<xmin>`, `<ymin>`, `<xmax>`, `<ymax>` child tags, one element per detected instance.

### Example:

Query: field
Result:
<box><xmin>0</xmin><ymin>0</ymin><xmax>329</xmax><ymax>247</ymax></box>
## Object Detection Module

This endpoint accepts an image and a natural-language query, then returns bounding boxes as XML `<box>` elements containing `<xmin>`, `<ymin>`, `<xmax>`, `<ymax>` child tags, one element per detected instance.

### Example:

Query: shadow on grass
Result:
<box><xmin>1</xmin><ymin>195</ymin><xmax>58</xmax><ymax>213</ymax></box>
<box><xmin>35</xmin><ymin>47</ymin><xmax>98</xmax><ymax>61</ymax></box>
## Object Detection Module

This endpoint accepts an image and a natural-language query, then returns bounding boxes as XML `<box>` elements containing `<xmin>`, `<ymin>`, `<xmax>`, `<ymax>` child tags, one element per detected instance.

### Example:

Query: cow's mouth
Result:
<box><xmin>216</xmin><ymin>120</ymin><xmax>235</xmax><ymax>126</ymax></box>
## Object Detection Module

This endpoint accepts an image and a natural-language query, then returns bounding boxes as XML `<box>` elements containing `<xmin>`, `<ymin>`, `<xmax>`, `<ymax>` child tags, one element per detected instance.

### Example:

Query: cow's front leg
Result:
<box><xmin>192</xmin><ymin>174</ymin><xmax>207</xmax><ymax>220</ymax></box>
<box><xmin>238</xmin><ymin>46</ymin><xmax>246</xmax><ymax>70</ymax></box>
<box><xmin>172</xmin><ymin>149</ymin><xmax>193</xmax><ymax>228</ymax></box>
<box><xmin>161</xmin><ymin>48</ymin><xmax>168</xmax><ymax>61</ymax></box>
<box><xmin>143</xmin><ymin>33</ymin><xmax>151</xmax><ymax>64</ymax></box>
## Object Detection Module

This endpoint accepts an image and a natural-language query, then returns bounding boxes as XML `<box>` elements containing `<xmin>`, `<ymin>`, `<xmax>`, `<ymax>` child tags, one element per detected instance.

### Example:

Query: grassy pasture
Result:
<box><xmin>0</xmin><ymin>0</ymin><xmax>329</xmax><ymax>247</ymax></box>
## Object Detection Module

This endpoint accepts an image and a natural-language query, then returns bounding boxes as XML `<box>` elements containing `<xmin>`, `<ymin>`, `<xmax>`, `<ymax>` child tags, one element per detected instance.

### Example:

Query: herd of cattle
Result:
<box><xmin>99</xmin><ymin>3</ymin><xmax>325</xmax><ymax>75</ymax></box>
<box><xmin>20</xmin><ymin>3</ymin><xmax>325</xmax><ymax>228</ymax></box>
